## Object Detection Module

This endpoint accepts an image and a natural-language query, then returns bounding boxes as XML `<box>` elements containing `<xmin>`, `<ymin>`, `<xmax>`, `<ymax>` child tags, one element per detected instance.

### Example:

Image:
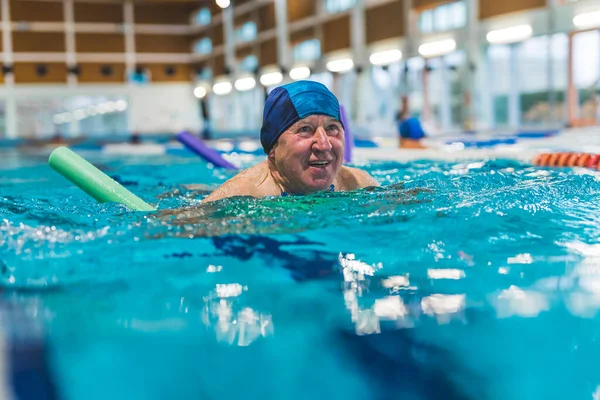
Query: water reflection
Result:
<box><xmin>373</xmin><ymin>296</ymin><xmax>409</xmax><ymax>321</ymax></box>
<box><xmin>336</xmin><ymin>253</ymin><xmax>485</xmax><ymax>400</ymax></box>
<box><xmin>381</xmin><ymin>275</ymin><xmax>415</xmax><ymax>292</ymax></box>
<box><xmin>421</xmin><ymin>294</ymin><xmax>466</xmax><ymax>324</ymax></box>
<box><xmin>340</xmin><ymin>252</ymin><xmax>470</xmax><ymax>331</ymax></box>
<box><xmin>495</xmin><ymin>286</ymin><xmax>549</xmax><ymax>318</ymax></box>
<box><xmin>340</xmin><ymin>253</ymin><xmax>385</xmax><ymax>335</ymax></box>
<box><xmin>203</xmin><ymin>283</ymin><xmax>273</xmax><ymax>346</ymax></box>
<box><xmin>427</xmin><ymin>269</ymin><xmax>466</xmax><ymax>279</ymax></box>
<box><xmin>559</xmin><ymin>241</ymin><xmax>600</xmax><ymax>318</ymax></box>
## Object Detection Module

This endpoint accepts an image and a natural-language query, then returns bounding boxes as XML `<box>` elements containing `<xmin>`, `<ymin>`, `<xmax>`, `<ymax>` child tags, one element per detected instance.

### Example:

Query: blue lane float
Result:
<box><xmin>340</xmin><ymin>105</ymin><xmax>353</xmax><ymax>163</ymax></box>
<box><xmin>176</xmin><ymin>131</ymin><xmax>237</xmax><ymax>169</ymax></box>
<box><xmin>455</xmin><ymin>138</ymin><xmax>518</xmax><ymax>148</ymax></box>
<box><xmin>516</xmin><ymin>130</ymin><xmax>560</xmax><ymax>139</ymax></box>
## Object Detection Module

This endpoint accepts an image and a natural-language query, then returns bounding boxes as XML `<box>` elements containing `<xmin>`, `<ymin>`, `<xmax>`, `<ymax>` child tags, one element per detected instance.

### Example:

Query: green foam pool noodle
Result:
<box><xmin>49</xmin><ymin>146</ymin><xmax>156</xmax><ymax>212</ymax></box>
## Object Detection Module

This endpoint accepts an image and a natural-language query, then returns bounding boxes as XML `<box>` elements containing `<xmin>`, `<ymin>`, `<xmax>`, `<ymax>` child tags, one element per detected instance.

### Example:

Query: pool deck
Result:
<box><xmin>354</xmin><ymin>126</ymin><xmax>600</xmax><ymax>163</ymax></box>
<box><xmin>3</xmin><ymin>126</ymin><xmax>600</xmax><ymax>165</ymax></box>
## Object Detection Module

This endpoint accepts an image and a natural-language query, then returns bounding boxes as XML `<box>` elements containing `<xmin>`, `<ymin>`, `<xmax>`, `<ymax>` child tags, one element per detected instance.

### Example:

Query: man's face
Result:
<box><xmin>270</xmin><ymin>114</ymin><xmax>344</xmax><ymax>194</ymax></box>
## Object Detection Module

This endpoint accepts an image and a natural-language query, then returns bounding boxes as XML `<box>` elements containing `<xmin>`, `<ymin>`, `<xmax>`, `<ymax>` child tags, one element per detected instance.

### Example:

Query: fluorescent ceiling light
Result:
<box><xmin>193</xmin><ymin>86</ymin><xmax>207</xmax><ymax>99</ymax></box>
<box><xmin>234</xmin><ymin>77</ymin><xmax>256</xmax><ymax>91</ymax></box>
<box><xmin>52</xmin><ymin>114</ymin><xmax>65</xmax><ymax>124</ymax></box>
<box><xmin>86</xmin><ymin>105</ymin><xmax>98</xmax><ymax>116</ymax></box>
<box><xmin>326</xmin><ymin>58</ymin><xmax>354</xmax><ymax>73</ymax></box>
<box><xmin>104</xmin><ymin>101</ymin><xmax>116</xmax><ymax>112</ymax></box>
<box><xmin>73</xmin><ymin>109</ymin><xmax>87</xmax><ymax>120</ymax></box>
<box><xmin>369</xmin><ymin>49</ymin><xmax>403</xmax><ymax>66</ymax></box>
<box><xmin>418</xmin><ymin>39</ymin><xmax>456</xmax><ymax>57</ymax></box>
<box><xmin>573</xmin><ymin>10</ymin><xmax>600</xmax><ymax>29</ymax></box>
<box><xmin>259</xmin><ymin>71</ymin><xmax>283</xmax><ymax>86</ymax></box>
<box><xmin>115</xmin><ymin>100</ymin><xmax>128</xmax><ymax>111</ymax></box>
<box><xmin>97</xmin><ymin>103</ymin><xmax>109</xmax><ymax>114</ymax></box>
<box><xmin>215</xmin><ymin>0</ymin><xmax>230</xmax><ymax>9</ymax></box>
<box><xmin>62</xmin><ymin>113</ymin><xmax>73</xmax><ymax>122</ymax></box>
<box><xmin>213</xmin><ymin>81</ymin><xmax>232</xmax><ymax>95</ymax></box>
<box><xmin>486</xmin><ymin>24</ymin><xmax>532</xmax><ymax>44</ymax></box>
<box><xmin>289</xmin><ymin>66</ymin><xmax>311</xmax><ymax>80</ymax></box>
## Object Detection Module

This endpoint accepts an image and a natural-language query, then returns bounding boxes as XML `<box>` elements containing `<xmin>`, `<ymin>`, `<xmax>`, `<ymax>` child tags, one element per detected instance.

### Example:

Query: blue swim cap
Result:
<box><xmin>260</xmin><ymin>80</ymin><xmax>343</xmax><ymax>153</ymax></box>
<box><xmin>399</xmin><ymin>117</ymin><xmax>426</xmax><ymax>140</ymax></box>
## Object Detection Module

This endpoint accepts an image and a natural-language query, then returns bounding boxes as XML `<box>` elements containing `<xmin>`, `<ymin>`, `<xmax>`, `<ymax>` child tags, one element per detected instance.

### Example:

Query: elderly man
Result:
<box><xmin>202</xmin><ymin>80</ymin><xmax>378</xmax><ymax>203</ymax></box>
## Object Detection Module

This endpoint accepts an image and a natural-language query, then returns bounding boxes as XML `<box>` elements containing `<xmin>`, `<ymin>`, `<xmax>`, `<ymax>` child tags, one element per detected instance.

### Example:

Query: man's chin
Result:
<box><xmin>302</xmin><ymin>179</ymin><xmax>334</xmax><ymax>193</ymax></box>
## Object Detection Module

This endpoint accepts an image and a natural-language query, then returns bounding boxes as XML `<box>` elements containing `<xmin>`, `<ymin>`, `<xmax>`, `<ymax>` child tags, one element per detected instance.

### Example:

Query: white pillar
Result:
<box><xmin>123</xmin><ymin>0</ymin><xmax>135</xmax><ymax>82</ymax></box>
<box><xmin>480</xmin><ymin>49</ymin><xmax>494</xmax><ymax>128</ymax></box>
<box><xmin>404</xmin><ymin>0</ymin><xmax>419</xmax><ymax>57</ymax></box>
<box><xmin>402</xmin><ymin>0</ymin><xmax>419</xmax><ymax>113</ymax></box>
<box><xmin>4</xmin><ymin>94</ymin><xmax>16</xmax><ymax>139</ymax></box>
<box><xmin>63</xmin><ymin>0</ymin><xmax>77</xmax><ymax>87</ymax></box>
<box><xmin>1</xmin><ymin>0</ymin><xmax>12</xmax><ymax>84</ymax></box>
<box><xmin>546</xmin><ymin>4</ymin><xmax>557</xmax><ymax>127</ymax></box>
<box><xmin>356</xmin><ymin>70</ymin><xmax>370</xmax><ymax>126</ymax></box>
<box><xmin>350</xmin><ymin>0</ymin><xmax>366</xmax><ymax>122</ymax></box>
<box><xmin>2</xmin><ymin>0</ymin><xmax>16</xmax><ymax>138</ymax></box>
<box><xmin>350</xmin><ymin>0</ymin><xmax>366</xmax><ymax>67</ymax></box>
<box><xmin>222</xmin><ymin>5</ymin><xmax>235</xmax><ymax>75</ymax></box>
<box><xmin>440</xmin><ymin>57</ymin><xmax>451</xmax><ymax>131</ymax></box>
<box><xmin>274</xmin><ymin>0</ymin><xmax>290</xmax><ymax>70</ymax></box>
<box><xmin>509</xmin><ymin>43</ymin><xmax>520</xmax><ymax>129</ymax></box>
<box><xmin>464</xmin><ymin>0</ymin><xmax>479</xmax><ymax>130</ymax></box>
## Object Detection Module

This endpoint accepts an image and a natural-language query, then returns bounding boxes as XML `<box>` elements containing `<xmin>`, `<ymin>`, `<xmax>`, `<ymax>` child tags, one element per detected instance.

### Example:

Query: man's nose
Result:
<box><xmin>312</xmin><ymin>127</ymin><xmax>332</xmax><ymax>151</ymax></box>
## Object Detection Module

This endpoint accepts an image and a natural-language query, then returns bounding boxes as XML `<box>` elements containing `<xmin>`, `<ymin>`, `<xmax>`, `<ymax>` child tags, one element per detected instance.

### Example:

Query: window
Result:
<box><xmin>407</xmin><ymin>57</ymin><xmax>425</xmax><ymax>117</ymax></box>
<box><xmin>293</xmin><ymin>39</ymin><xmax>321</xmax><ymax>62</ymax></box>
<box><xmin>240</xmin><ymin>55</ymin><xmax>258</xmax><ymax>73</ymax></box>
<box><xmin>419</xmin><ymin>10</ymin><xmax>434</xmax><ymax>33</ymax></box>
<box><xmin>195</xmin><ymin>66</ymin><xmax>213</xmax><ymax>81</ymax></box>
<box><xmin>418</xmin><ymin>1</ymin><xmax>466</xmax><ymax>34</ymax></box>
<box><xmin>487</xmin><ymin>44</ymin><xmax>511</xmax><ymax>126</ymax></box>
<box><xmin>324</xmin><ymin>0</ymin><xmax>356</xmax><ymax>13</ymax></box>
<box><xmin>193</xmin><ymin>7</ymin><xmax>211</xmax><ymax>26</ymax></box>
<box><xmin>194</xmin><ymin>37</ymin><xmax>212</xmax><ymax>55</ymax></box>
<box><xmin>235</xmin><ymin>21</ymin><xmax>257</xmax><ymax>44</ymax></box>
<box><xmin>451</xmin><ymin>1</ymin><xmax>466</xmax><ymax>28</ymax></box>
<box><xmin>435</xmin><ymin>5</ymin><xmax>450</xmax><ymax>31</ymax></box>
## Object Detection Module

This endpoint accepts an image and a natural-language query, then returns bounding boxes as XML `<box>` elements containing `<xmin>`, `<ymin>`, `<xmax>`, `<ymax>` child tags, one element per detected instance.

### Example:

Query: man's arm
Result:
<box><xmin>201</xmin><ymin>176</ymin><xmax>252</xmax><ymax>203</ymax></box>
<box><xmin>201</xmin><ymin>162</ymin><xmax>271</xmax><ymax>203</ymax></box>
<box><xmin>354</xmin><ymin>168</ymin><xmax>380</xmax><ymax>188</ymax></box>
<box><xmin>341</xmin><ymin>166</ymin><xmax>380</xmax><ymax>189</ymax></box>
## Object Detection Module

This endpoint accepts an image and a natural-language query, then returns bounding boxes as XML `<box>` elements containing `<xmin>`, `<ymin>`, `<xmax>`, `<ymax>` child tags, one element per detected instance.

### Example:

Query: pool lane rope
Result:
<box><xmin>534</xmin><ymin>152</ymin><xmax>600</xmax><ymax>168</ymax></box>
<box><xmin>48</xmin><ymin>146</ymin><xmax>156</xmax><ymax>212</ymax></box>
<box><xmin>340</xmin><ymin>105</ymin><xmax>353</xmax><ymax>163</ymax></box>
<box><xmin>176</xmin><ymin>131</ymin><xmax>237</xmax><ymax>169</ymax></box>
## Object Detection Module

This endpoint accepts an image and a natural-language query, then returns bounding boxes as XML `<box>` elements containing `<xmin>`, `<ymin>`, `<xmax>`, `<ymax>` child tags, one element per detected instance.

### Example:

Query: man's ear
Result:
<box><xmin>267</xmin><ymin>143</ymin><xmax>277</xmax><ymax>163</ymax></box>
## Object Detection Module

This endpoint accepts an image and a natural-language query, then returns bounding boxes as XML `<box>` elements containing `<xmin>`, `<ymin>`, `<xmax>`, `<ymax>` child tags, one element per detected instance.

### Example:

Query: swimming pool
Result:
<box><xmin>2</xmin><ymin>146</ymin><xmax>600</xmax><ymax>400</ymax></box>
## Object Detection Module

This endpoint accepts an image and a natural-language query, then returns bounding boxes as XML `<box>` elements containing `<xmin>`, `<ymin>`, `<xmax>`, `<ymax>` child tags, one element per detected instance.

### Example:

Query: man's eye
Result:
<box><xmin>326</xmin><ymin>125</ymin><xmax>340</xmax><ymax>134</ymax></box>
<box><xmin>298</xmin><ymin>126</ymin><xmax>312</xmax><ymax>133</ymax></box>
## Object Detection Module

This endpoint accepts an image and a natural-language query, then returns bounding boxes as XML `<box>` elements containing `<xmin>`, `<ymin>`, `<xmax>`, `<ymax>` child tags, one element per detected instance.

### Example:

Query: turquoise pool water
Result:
<box><xmin>2</xmin><ymin>148</ymin><xmax>600</xmax><ymax>400</ymax></box>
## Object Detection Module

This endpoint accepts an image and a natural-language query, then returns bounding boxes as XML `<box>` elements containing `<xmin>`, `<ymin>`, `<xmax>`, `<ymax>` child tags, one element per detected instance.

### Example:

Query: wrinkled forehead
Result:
<box><xmin>287</xmin><ymin>114</ymin><xmax>341</xmax><ymax>129</ymax></box>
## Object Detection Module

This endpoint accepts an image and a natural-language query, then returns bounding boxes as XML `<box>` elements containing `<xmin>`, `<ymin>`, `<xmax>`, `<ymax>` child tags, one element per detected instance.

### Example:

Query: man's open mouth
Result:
<box><xmin>308</xmin><ymin>161</ymin><xmax>330</xmax><ymax>168</ymax></box>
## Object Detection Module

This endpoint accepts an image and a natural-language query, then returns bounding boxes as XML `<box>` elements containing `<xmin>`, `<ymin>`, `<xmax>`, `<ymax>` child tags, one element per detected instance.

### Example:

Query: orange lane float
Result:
<box><xmin>534</xmin><ymin>152</ymin><xmax>600</xmax><ymax>168</ymax></box>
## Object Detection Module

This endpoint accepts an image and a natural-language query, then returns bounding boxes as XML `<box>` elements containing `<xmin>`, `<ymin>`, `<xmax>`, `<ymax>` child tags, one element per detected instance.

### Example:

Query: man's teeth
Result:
<box><xmin>309</xmin><ymin>161</ymin><xmax>329</xmax><ymax>166</ymax></box>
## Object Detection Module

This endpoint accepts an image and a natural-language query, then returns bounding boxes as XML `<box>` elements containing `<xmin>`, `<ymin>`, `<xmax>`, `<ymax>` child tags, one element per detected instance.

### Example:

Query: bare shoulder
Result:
<box><xmin>339</xmin><ymin>166</ymin><xmax>380</xmax><ymax>190</ymax></box>
<box><xmin>201</xmin><ymin>162</ymin><xmax>270</xmax><ymax>203</ymax></box>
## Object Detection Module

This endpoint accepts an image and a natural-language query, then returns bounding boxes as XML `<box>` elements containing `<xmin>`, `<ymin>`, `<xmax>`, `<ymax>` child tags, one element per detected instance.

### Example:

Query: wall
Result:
<box><xmin>0</xmin><ymin>83</ymin><xmax>202</xmax><ymax>137</ymax></box>
<box><xmin>366</xmin><ymin>1</ymin><xmax>405</xmax><ymax>44</ymax></box>
<box><xmin>128</xmin><ymin>83</ymin><xmax>202</xmax><ymax>134</ymax></box>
